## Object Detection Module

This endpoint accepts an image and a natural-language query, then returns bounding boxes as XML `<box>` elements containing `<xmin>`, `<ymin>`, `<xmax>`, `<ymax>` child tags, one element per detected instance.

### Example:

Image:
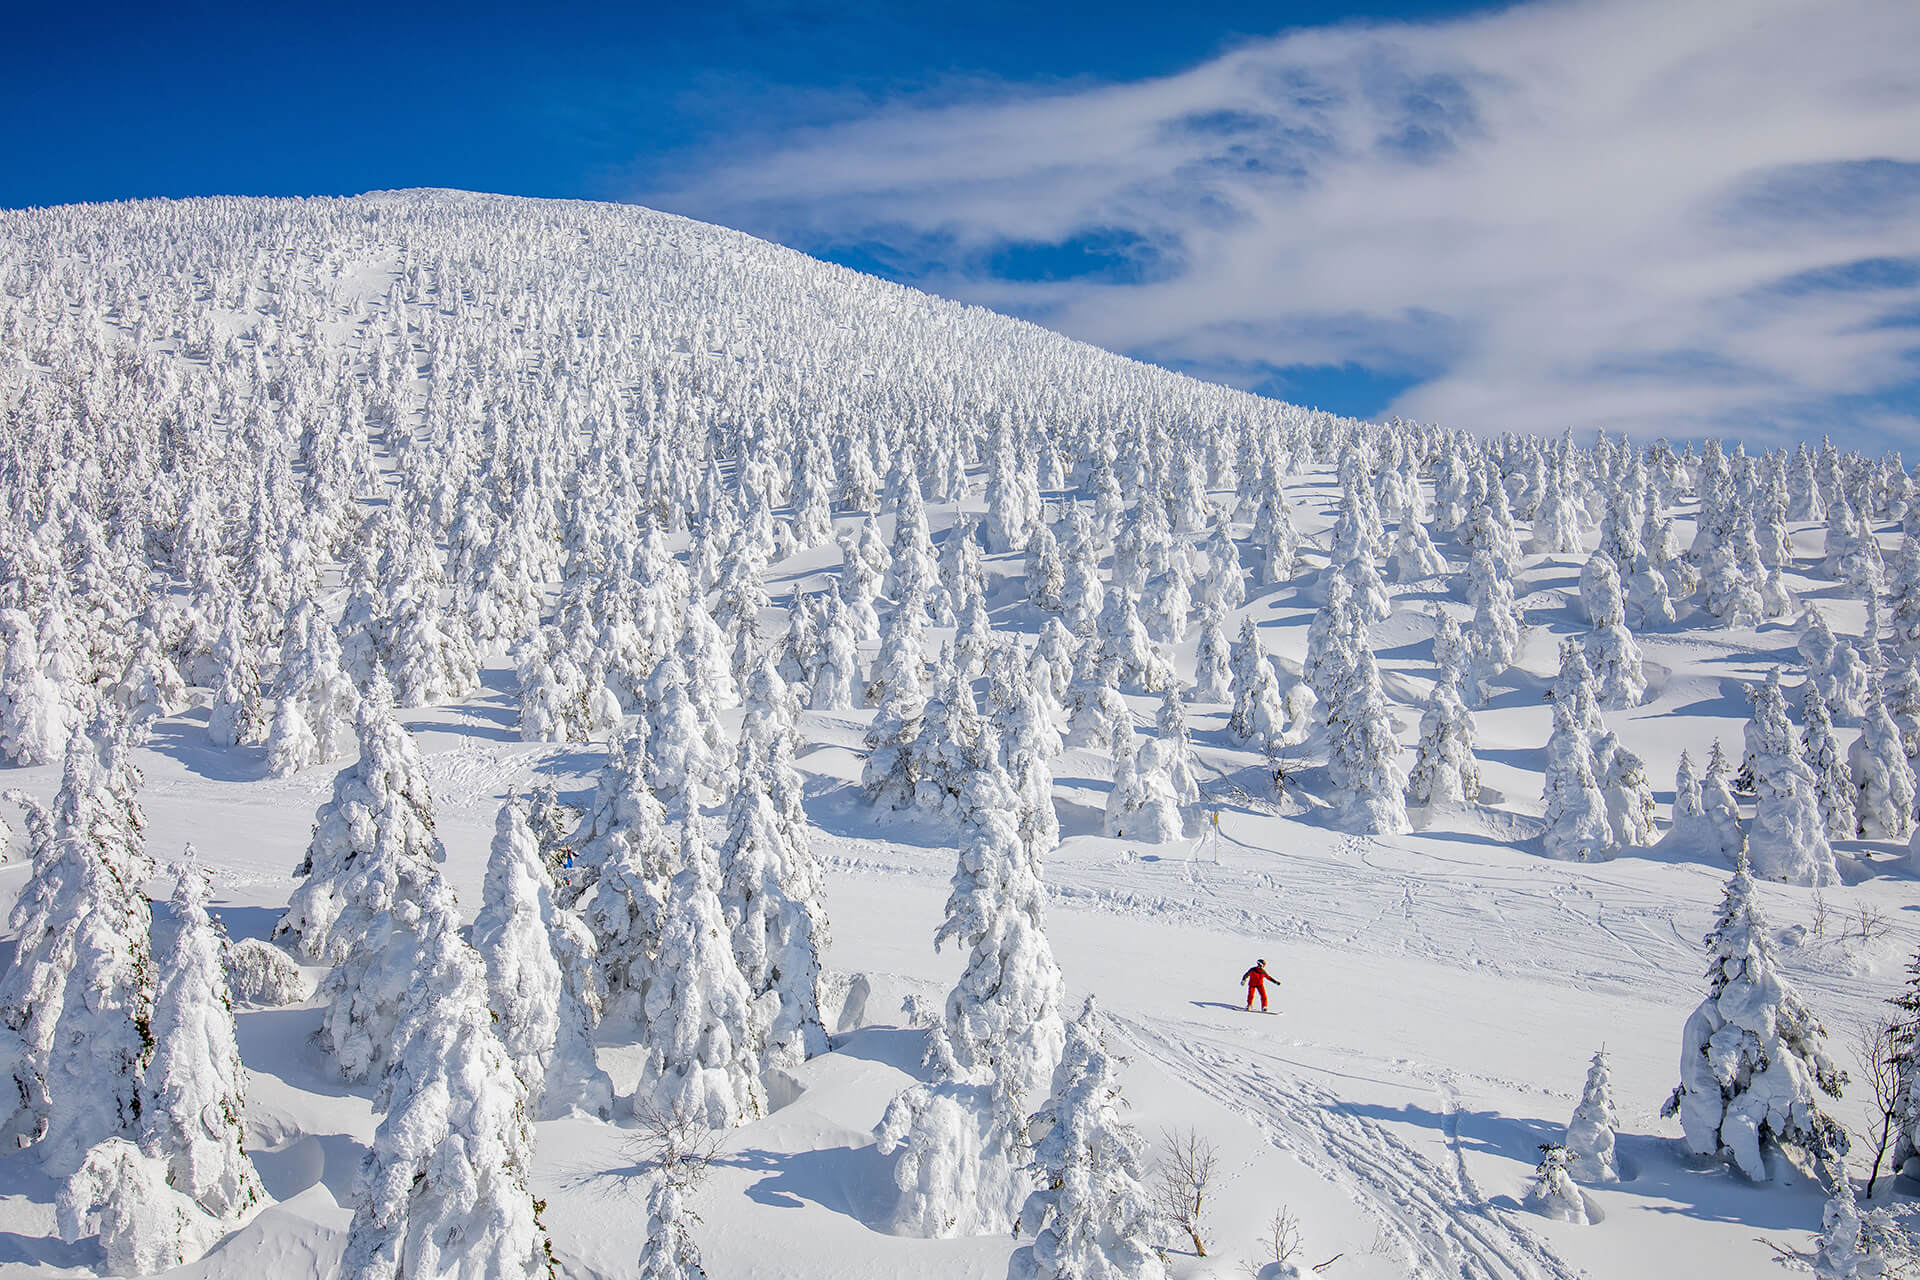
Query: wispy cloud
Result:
<box><xmin>646</xmin><ymin>0</ymin><xmax>1920</xmax><ymax>449</ymax></box>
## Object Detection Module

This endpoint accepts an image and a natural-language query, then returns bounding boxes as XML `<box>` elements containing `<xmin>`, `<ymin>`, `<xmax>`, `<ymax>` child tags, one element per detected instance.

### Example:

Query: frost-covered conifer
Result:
<box><xmin>1887</xmin><ymin>658</ymin><xmax>1920</xmax><ymax>758</ymax></box>
<box><xmin>1581</xmin><ymin>552</ymin><xmax>1646</xmax><ymax>709</ymax></box>
<box><xmin>993</xmin><ymin>657</ymin><xmax>1065</xmax><ymax>860</ymax></box>
<box><xmin>573</xmin><ymin>728</ymin><xmax>676</xmax><ymax>1028</ymax></box>
<box><xmin>205</xmin><ymin>610</ymin><xmax>267</xmax><ymax>747</ymax></box>
<box><xmin>383</xmin><ymin>550</ymin><xmax>482</xmax><ymax>709</ymax></box>
<box><xmin>1012</xmin><ymin>996</ymin><xmax>1166</xmax><ymax>1280</ymax></box>
<box><xmin>271</xmin><ymin>599</ymin><xmax>356</xmax><ymax>770</ymax></box>
<box><xmin>1228</xmin><ymin>619</ymin><xmax>1289</xmax><ymax>753</ymax></box>
<box><xmin>1252</xmin><ymin>485</ymin><xmax>1300</xmax><ymax>585</ymax></box>
<box><xmin>1430</xmin><ymin>605</ymin><xmax>1467</xmax><ymax>685</ymax></box>
<box><xmin>1329</xmin><ymin>644</ymin><xmax>1408</xmax><ymax>834</ymax></box>
<box><xmin>909</xmin><ymin>664</ymin><xmax>985</xmax><ymax>816</ymax></box>
<box><xmin>1198</xmin><ymin>511</ymin><xmax>1247</xmax><ymax>615</ymax></box>
<box><xmin>1303</xmin><ymin>576</ymin><xmax>1358</xmax><ymax>716</ymax></box>
<box><xmin>642</xmin><ymin>819</ymin><xmax>767</xmax><ymax>1128</ymax></box>
<box><xmin>1808</xmin><ymin>1167</ymin><xmax>1906</xmax><ymax>1280</ymax></box>
<box><xmin>143</xmin><ymin>856</ymin><xmax>264</xmax><ymax>1223</ymax></box>
<box><xmin>1564</xmin><ymin>1049</ymin><xmax>1620</xmax><ymax>1183</ymax></box>
<box><xmin>1892</xmin><ymin>529</ymin><xmax>1920</xmax><ymax>658</ymax></box>
<box><xmin>116</xmin><ymin>611</ymin><xmax>188</xmax><ymax>737</ymax></box>
<box><xmin>1464</xmin><ymin>550</ymin><xmax>1520</xmax><ymax>706</ymax></box>
<box><xmin>1601</xmin><ymin>737</ymin><xmax>1658</xmax><ymax>850</ymax></box>
<box><xmin>1390</xmin><ymin>516</ymin><xmax>1447</xmax><ymax>582</ymax></box>
<box><xmin>472</xmin><ymin>801</ymin><xmax>614</xmax><ymax>1121</ymax></box>
<box><xmin>1154</xmin><ymin>687</ymin><xmax>1200</xmax><ymax>808</ymax></box>
<box><xmin>1025</xmin><ymin>522</ymin><xmax>1067</xmax><ymax>613</ymax></box>
<box><xmin>3</xmin><ymin>717</ymin><xmax>155</xmax><ymax>1172</ymax></box>
<box><xmin>720</xmin><ymin>730</ymin><xmax>830</xmax><ymax>1069</ymax></box>
<box><xmin>1816</xmin><ymin>640</ymin><xmax>1873</xmax><ymax>723</ymax></box>
<box><xmin>1542</xmin><ymin>699</ymin><xmax>1612</xmax><ymax>862</ymax></box>
<box><xmin>866</xmin><ymin>599</ymin><xmax>927</xmax><ymax>709</ymax></box>
<box><xmin>644</xmin><ymin>655</ymin><xmax>723</xmax><ymax>807</ymax></box>
<box><xmin>1802</xmin><ymin>687</ymin><xmax>1858</xmax><ymax>841</ymax></box>
<box><xmin>0</xmin><ymin>607</ymin><xmax>80</xmax><ymax>766</ymax></box>
<box><xmin>55</xmin><ymin>1139</ymin><xmax>217</xmax><ymax>1277</ymax></box>
<box><xmin>1851</xmin><ymin>680</ymin><xmax>1917</xmax><ymax>841</ymax></box>
<box><xmin>1104</xmin><ymin>738</ymin><xmax>1184</xmax><ymax>842</ymax></box>
<box><xmin>276</xmin><ymin>674</ymin><xmax>444</xmax><ymax>965</ymax></box>
<box><xmin>339</xmin><ymin>908</ymin><xmax>552</xmax><ymax>1280</ymax></box>
<box><xmin>1065</xmin><ymin>675</ymin><xmax>1133</xmax><ymax>761</ymax></box>
<box><xmin>1407</xmin><ymin>672</ymin><xmax>1480</xmax><ymax>810</ymax></box>
<box><xmin>1740</xmin><ymin>675</ymin><xmax>1839</xmax><ymax>884</ymax></box>
<box><xmin>1698</xmin><ymin>542</ymin><xmax>1763</xmax><ymax>628</ymax></box>
<box><xmin>1662</xmin><ymin>853</ymin><xmax>1847</xmax><ymax>1181</ymax></box>
<box><xmin>1525</xmin><ymin>1145</ymin><xmax>1588</xmax><ymax>1223</ymax></box>
<box><xmin>280</xmin><ymin>679</ymin><xmax>461</xmax><ymax>1082</ymax></box>
<box><xmin>1143</xmin><ymin>550</ymin><xmax>1195</xmax><ymax>645</ymax></box>
<box><xmin>876</xmin><ymin>751</ymin><xmax>1065</xmax><ymax>1237</ymax></box>
<box><xmin>1094</xmin><ymin>589</ymin><xmax>1168</xmax><ymax>691</ymax></box>
<box><xmin>516</xmin><ymin>627</ymin><xmax>590</xmax><ymax>743</ymax></box>
<box><xmin>1190</xmin><ymin>603</ymin><xmax>1232</xmax><ymax>704</ymax></box>
<box><xmin>809</xmin><ymin>597</ymin><xmax>862</xmax><ymax>711</ymax></box>
<box><xmin>1531</xmin><ymin>465</ymin><xmax>1585</xmax><ymax>555</ymax></box>
<box><xmin>637</xmin><ymin>1180</ymin><xmax>708</xmax><ymax>1280</ymax></box>
<box><xmin>1698</xmin><ymin>741</ymin><xmax>1748</xmax><ymax>861</ymax></box>
<box><xmin>1625</xmin><ymin>552</ymin><xmax>1677</xmax><ymax>630</ymax></box>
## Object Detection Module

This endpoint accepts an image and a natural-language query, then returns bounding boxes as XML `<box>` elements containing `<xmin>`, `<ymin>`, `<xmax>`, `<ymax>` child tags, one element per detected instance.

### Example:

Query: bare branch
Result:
<box><xmin>1153</xmin><ymin>1127</ymin><xmax>1217</xmax><ymax>1258</ymax></box>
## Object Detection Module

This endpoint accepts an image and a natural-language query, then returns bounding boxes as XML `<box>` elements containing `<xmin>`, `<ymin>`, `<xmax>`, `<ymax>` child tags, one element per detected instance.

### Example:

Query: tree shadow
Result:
<box><xmin>725</xmin><ymin>1142</ymin><xmax>895</xmax><ymax>1228</ymax></box>
<box><xmin>144</xmin><ymin>711</ymin><xmax>266</xmax><ymax>783</ymax></box>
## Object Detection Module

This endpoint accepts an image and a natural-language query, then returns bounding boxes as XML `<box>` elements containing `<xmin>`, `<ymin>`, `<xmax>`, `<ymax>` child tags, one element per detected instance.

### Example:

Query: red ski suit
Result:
<box><xmin>1242</xmin><ymin>964</ymin><xmax>1271</xmax><ymax>1011</ymax></box>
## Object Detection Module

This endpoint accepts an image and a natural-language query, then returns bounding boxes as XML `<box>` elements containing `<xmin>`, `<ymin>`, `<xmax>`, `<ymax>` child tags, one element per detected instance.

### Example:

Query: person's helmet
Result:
<box><xmin>1257</xmin><ymin>959</ymin><xmax>1266</xmax><ymax>966</ymax></box>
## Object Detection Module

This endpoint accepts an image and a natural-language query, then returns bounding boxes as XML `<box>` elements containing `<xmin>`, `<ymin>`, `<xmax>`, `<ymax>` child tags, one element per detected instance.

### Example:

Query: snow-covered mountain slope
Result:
<box><xmin>2</xmin><ymin>189</ymin><xmax>1919</xmax><ymax>1280</ymax></box>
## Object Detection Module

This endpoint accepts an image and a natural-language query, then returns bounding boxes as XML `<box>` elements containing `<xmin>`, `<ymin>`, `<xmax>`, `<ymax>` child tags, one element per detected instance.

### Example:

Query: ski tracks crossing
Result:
<box><xmin>1114</xmin><ymin>1013</ymin><xmax>1585</xmax><ymax>1280</ymax></box>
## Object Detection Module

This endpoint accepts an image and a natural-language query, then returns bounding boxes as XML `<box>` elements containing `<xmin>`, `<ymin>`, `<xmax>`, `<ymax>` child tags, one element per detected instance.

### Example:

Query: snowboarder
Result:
<box><xmin>1242</xmin><ymin>959</ymin><xmax>1275</xmax><ymax>1012</ymax></box>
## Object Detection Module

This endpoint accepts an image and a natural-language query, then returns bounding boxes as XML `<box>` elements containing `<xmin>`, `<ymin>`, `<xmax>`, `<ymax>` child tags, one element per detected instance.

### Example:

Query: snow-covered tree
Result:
<box><xmin>1564</xmin><ymin>1049</ymin><xmax>1620</xmax><ymax>1184</ymax></box>
<box><xmin>637</xmin><ymin>1179</ymin><xmax>708</xmax><ymax>1280</ymax></box>
<box><xmin>1851</xmin><ymin>680</ymin><xmax>1917</xmax><ymax>841</ymax></box>
<box><xmin>1463</xmin><ymin>549</ymin><xmax>1520</xmax><ymax>706</ymax></box>
<box><xmin>720</xmin><ymin>728</ymin><xmax>830</xmax><ymax>1069</ymax></box>
<box><xmin>3</xmin><ymin>717</ymin><xmax>154</xmax><ymax>1174</ymax></box>
<box><xmin>1104</xmin><ymin>738</ymin><xmax>1185</xmax><ymax>843</ymax></box>
<box><xmin>1600</xmin><ymin>737</ymin><xmax>1658</xmax><ymax>850</ymax></box>
<box><xmin>142</xmin><ymin>856</ymin><xmax>264</xmax><ymax>1224</ymax></box>
<box><xmin>1190</xmin><ymin>603</ymin><xmax>1232</xmax><ymax>704</ymax></box>
<box><xmin>1406</xmin><ymin>670</ymin><xmax>1479</xmax><ymax>812</ymax></box>
<box><xmin>1012</xmin><ymin>996</ymin><xmax>1167</xmax><ymax>1280</ymax></box>
<box><xmin>1227</xmin><ymin>619</ymin><xmax>1290</xmax><ymax>754</ymax></box>
<box><xmin>1802</xmin><ymin>686</ymin><xmax>1859</xmax><ymax>842</ymax></box>
<box><xmin>276</xmin><ymin>674</ymin><xmax>444</xmax><ymax>965</ymax></box>
<box><xmin>572</xmin><ymin>728</ymin><xmax>677</xmax><ymax>1029</ymax></box>
<box><xmin>1542</xmin><ymin>696</ymin><xmax>1612</xmax><ymax>862</ymax></box>
<box><xmin>876</xmin><ymin>750</ymin><xmax>1065</xmax><ymax>1237</ymax></box>
<box><xmin>55</xmin><ymin>1138</ymin><xmax>219</xmax><ymax>1277</ymax></box>
<box><xmin>1745</xmin><ymin>677</ymin><xmax>1839</xmax><ymax>886</ymax></box>
<box><xmin>1662</xmin><ymin>853</ymin><xmax>1848</xmax><ymax>1181</ymax></box>
<box><xmin>1580</xmin><ymin>553</ymin><xmax>1646</xmax><ymax>709</ymax></box>
<box><xmin>642</xmin><ymin>818</ymin><xmax>767</xmax><ymax>1129</ymax></box>
<box><xmin>338</xmin><ymin>907</ymin><xmax>553</xmax><ymax>1280</ymax></box>
<box><xmin>472</xmin><ymin>801</ymin><xmax>614</xmax><ymax>1121</ymax></box>
<box><xmin>1327</xmin><ymin>643</ymin><xmax>1408</xmax><ymax>834</ymax></box>
<box><xmin>278</xmin><ymin>678</ymin><xmax>461</xmax><ymax>1082</ymax></box>
<box><xmin>1524</xmin><ymin>1144</ymin><xmax>1588</xmax><ymax>1224</ymax></box>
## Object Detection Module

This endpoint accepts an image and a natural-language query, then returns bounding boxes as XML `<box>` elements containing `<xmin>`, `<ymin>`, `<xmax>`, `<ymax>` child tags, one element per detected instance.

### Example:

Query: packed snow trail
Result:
<box><xmin>1114</xmin><ymin>1013</ymin><xmax>1585</xmax><ymax>1280</ymax></box>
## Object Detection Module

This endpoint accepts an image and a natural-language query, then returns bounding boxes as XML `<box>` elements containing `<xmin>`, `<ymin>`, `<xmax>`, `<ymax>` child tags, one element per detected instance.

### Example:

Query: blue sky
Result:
<box><xmin>7</xmin><ymin>1</ymin><xmax>1918</xmax><ymax>448</ymax></box>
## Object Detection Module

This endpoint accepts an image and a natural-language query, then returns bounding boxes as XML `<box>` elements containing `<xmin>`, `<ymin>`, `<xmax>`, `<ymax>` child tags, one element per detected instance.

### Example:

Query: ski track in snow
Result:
<box><xmin>1116</xmin><ymin>1013</ymin><xmax>1585</xmax><ymax>1280</ymax></box>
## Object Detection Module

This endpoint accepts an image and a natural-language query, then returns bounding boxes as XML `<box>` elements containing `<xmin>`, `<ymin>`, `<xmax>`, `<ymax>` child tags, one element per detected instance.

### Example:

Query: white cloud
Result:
<box><xmin>650</xmin><ymin>0</ymin><xmax>1920</xmax><ymax>448</ymax></box>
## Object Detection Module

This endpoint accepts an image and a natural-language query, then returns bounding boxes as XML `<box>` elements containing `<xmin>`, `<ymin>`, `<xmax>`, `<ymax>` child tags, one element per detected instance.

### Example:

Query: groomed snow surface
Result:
<box><xmin>1</xmin><ymin>191</ymin><xmax>1918</xmax><ymax>1279</ymax></box>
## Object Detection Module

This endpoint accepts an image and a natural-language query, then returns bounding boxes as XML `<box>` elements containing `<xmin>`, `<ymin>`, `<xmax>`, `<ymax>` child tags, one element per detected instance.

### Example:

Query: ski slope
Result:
<box><xmin>0</xmin><ymin>190</ymin><xmax>1916</xmax><ymax>1280</ymax></box>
